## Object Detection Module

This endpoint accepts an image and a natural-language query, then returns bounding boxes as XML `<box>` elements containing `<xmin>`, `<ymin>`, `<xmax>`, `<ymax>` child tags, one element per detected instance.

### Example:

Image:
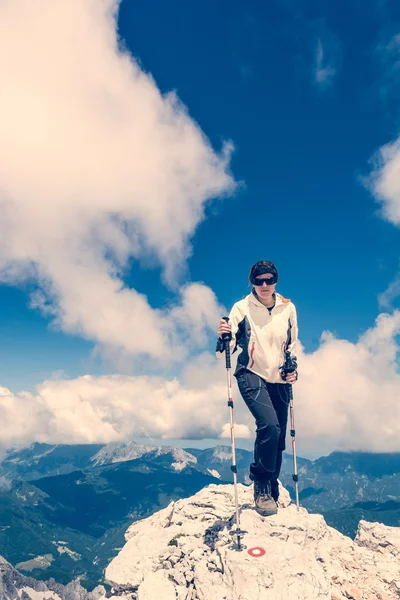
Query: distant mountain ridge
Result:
<box><xmin>0</xmin><ymin>442</ymin><xmax>229</xmax><ymax>588</ymax></box>
<box><xmin>0</xmin><ymin>441</ymin><xmax>211</xmax><ymax>481</ymax></box>
<box><xmin>0</xmin><ymin>443</ymin><xmax>105</xmax><ymax>481</ymax></box>
<box><xmin>1</xmin><ymin>483</ymin><xmax>399</xmax><ymax>600</ymax></box>
<box><xmin>90</xmin><ymin>441</ymin><xmax>198</xmax><ymax>472</ymax></box>
<box><xmin>0</xmin><ymin>442</ymin><xmax>399</xmax><ymax>590</ymax></box>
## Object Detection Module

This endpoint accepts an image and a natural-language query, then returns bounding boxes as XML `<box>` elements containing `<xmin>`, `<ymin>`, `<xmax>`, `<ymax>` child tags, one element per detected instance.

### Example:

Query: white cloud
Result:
<box><xmin>0</xmin><ymin>310</ymin><xmax>399</xmax><ymax>456</ymax></box>
<box><xmin>294</xmin><ymin>311</ymin><xmax>400</xmax><ymax>456</ymax></box>
<box><xmin>220</xmin><ymin>422</ymin><xmax>252</xmax><ymax>439</ymax></box>
<box><xmin>0</xmin><ymin>0</ymin><xmax>235</xmax><ymax>367</ymax></box>
<box><xmin>0</xmin><ymin>370</ymin><xmax>250</xmax><ymax>448</ymax></box>
<box><xmin>314</xmin><ymin>38</ymin><xmax>337</xmax><ymax>89</ymax></box>
<box><xmin>368</xmin><ymin>135</ymin><xmax>400</xmax><ymax>307</ymax></box>
<box><xmin>370</xmin><ymin>138</ymin><xmax>400</xmax><ymax>226</ymax></box>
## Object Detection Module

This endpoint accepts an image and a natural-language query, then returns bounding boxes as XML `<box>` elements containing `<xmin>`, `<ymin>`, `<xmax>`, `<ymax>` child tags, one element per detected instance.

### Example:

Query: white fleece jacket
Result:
<box><xmin>216</xmin><ymin>291</ymin><xmax>298</xmax><ymax>384</ymax></box>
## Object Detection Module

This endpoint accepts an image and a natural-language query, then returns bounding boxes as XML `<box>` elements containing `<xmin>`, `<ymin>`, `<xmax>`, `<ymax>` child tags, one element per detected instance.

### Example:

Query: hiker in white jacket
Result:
<box><xmin>216</xmin><ymin>260</ymin><xmax>298</xmax><ymax>516</ymax></box>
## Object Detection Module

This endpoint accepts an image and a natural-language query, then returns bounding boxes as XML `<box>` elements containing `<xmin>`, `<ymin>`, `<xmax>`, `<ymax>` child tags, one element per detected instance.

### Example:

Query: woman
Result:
<box><xmin>216</xmin><ymin>260</ymin><xmax>298</xmax><ymax>516</ymax></box>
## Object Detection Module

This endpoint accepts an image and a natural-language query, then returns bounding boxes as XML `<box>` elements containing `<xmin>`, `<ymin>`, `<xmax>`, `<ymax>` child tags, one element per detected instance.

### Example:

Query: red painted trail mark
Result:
<box><xmin>247</xmin><ymin>547</ymin><xmax>266</xmax><ymax>557</ymax></box>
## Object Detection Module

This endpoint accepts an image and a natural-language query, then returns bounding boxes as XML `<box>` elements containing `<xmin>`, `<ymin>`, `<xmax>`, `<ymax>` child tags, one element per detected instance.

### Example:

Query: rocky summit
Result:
<box><xmin>105</xmin><ymin>483</ymin><xmax>400</xmax><ymax>600</ymax></box>
<box><xmin>0</xmin><ymin>482</ymin><xmax>399</xmax><ymax>600</ymax></box>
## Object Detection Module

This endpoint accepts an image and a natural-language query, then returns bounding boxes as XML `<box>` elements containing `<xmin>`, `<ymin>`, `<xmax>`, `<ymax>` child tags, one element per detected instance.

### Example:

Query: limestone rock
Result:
<box><xmin>105</xmin><ymin>481</ymin><xmax>400</xmax><ymax>600</ymax></box>
<box><xmin>137</xmin><ymin>569</ymin><xmax>176</xmax><ymax>600</ymax></box>
<box><xmin>1</xmin><ymin>480</ymin><xmax>398</xmax><ymax>600</ymax></box>
<box><xmin>355</xmin><ymin>521</ymin><xmax>400</xmax><ymax>559</ymax></box>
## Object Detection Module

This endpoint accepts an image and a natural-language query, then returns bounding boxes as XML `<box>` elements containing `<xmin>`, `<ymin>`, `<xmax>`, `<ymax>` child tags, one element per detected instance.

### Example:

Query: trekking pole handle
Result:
<box><xmin>284</xmin><ymin>350</ymin><xmax>297</xmax><ymax>372</ymax></box>
<box><xmin>280</xmin><ymin>350</ymin><xmax>297</xmax><ymax>381</ymax></box>
<box><xmin>221</xmin><ymin>316</ymin><xmax>232</xmax><ymax>369</ymax></box>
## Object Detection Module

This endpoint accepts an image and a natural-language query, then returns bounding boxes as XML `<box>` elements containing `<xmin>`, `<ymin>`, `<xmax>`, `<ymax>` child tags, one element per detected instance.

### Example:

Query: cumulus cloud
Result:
<box><xmin>294</xmin><ymin>310</ymin><xmax>400</xmax><ymax>456</ymax></box>
<box><xmin>313</xmin><ymin>38</ymin><xmax>338</xmax><ymax>90</ymax></box>
<box><xmin>367</xmin><ymin>134</ymin><xmax>400</xmax><ymax>306</ymax></box>
<box><xmin>0</xmin><ymin>0</ymin><xmax>235</xmax><ymax>366</ymax></box>
<box><xmin>0</xmin><ymin>370</ymin><xmax>249</xmax><ymax>449</ymax></box>
<box><xmin>369</xmin><ymin>138</ymin><xmax>400</xmax><ymax>227</ymax></box>
<box><xmin>0</xmin><ymin>310</ymin><xmax>399</xmax><ymax>456</ymax></box>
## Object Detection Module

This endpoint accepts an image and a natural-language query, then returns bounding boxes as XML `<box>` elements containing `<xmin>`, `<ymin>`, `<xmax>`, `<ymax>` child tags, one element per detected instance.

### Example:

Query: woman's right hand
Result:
<box><xmin>217</xmin><ymin>318</ymin><xmax>231</xmax><ymax>339</ymax></box>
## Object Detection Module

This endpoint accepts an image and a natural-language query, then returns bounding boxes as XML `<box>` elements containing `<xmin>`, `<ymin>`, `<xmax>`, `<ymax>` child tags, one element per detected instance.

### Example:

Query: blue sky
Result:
<box><xmin>0</xmin><ymin>0</ymin><xmax>399</xmax><ymax>457</ymax></box>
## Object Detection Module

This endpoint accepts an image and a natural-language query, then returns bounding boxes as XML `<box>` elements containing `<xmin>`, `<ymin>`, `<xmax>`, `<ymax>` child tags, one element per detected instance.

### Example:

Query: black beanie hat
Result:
<box><xmin>249</xmin><ymin>260</ymin><xmax>278</xmax><ymax>285</ymax></box>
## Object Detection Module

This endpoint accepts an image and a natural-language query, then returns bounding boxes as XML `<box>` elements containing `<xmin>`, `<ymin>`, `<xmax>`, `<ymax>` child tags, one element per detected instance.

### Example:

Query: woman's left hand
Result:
<box><xmin>285</xmin><ymin>371</ymin><xmax>297</xmax><ymax>384</ymax></box>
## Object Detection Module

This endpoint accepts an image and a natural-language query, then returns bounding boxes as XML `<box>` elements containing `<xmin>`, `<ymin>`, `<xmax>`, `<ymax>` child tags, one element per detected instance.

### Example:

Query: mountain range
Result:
<box><xmin>0</xmin><ymin>441</ymin><xmax>398</xmax><ymax>590</ymax></box>
<box><xmin>2</xmin><ymin>482</ymin><xmax>399</xmax><ymax>599</ymax></box>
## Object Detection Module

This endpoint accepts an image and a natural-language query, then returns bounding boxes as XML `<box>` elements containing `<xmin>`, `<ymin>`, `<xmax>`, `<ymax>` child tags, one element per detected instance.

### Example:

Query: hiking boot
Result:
<box><xmin>271</xmin><ymin>480</ymin><xmax>279</xmax><ymax>504</ymax></box>
<box><xmin>253</xmin><ymin>480</ymin><xmax>278</xmax><ymax>516</ymax></box>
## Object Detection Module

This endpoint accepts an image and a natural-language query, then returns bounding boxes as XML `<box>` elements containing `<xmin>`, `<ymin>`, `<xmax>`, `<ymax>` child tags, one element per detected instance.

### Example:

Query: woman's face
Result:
<box><xmin>253</xmin><ymin>273</ymin><xmax>277</xmax><ymax>300</ymax></box>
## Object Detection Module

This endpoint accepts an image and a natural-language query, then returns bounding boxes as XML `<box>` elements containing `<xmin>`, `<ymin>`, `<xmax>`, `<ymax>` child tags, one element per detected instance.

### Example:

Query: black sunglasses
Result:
<box><xmin>253</xmin><ymin>276</ymin><xmax>277</xmax><ymax>286</ymax></box>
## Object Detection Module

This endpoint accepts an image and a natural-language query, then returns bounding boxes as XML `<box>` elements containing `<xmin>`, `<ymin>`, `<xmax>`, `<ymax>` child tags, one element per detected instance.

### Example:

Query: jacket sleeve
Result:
<box><xmin>288</xmin><ymin>302</ymin><xmax>299</xmax><ymax>359</ymax></box>
<box><xmin>215</xmin><ymin>302</ymin><xmax>242</xmax><ymax>359</ymax></box>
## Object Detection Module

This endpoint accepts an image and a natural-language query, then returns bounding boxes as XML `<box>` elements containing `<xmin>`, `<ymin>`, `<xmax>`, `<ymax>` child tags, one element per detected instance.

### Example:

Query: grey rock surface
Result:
<box><xmin>105</xmin><ymin>482</ymin><xmax>400</xmax><ymax>600</ymax></box>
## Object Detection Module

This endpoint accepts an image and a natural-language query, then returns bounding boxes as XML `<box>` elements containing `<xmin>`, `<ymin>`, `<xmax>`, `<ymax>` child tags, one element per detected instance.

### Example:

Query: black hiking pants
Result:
<box><xmin>235</xmin><ymin>368</ymin><xmax>290</xmax><ymax>500</ymax></box>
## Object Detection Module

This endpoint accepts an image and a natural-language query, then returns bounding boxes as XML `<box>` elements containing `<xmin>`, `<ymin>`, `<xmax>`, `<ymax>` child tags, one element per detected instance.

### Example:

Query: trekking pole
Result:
<box><xmin>281</xmin><ymin>350</ymin><xmax>300</xmax><ymax>510</ymax></box>
<box><xmin>221</xmin><ymin>316</ymin><xmax>247</xmax><ymax>551</ymax></box>
<box><xmin>288</xmin><ymin>382</ymin><xmax>300</xmax><ymax>510</ymax></box>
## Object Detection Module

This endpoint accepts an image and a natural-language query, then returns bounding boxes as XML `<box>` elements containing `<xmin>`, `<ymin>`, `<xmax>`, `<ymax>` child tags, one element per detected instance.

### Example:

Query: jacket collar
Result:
<box><xmin>248</xmin><ymin>289</ymin><xmax>290</xmax><ymax>308</ymax></box>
